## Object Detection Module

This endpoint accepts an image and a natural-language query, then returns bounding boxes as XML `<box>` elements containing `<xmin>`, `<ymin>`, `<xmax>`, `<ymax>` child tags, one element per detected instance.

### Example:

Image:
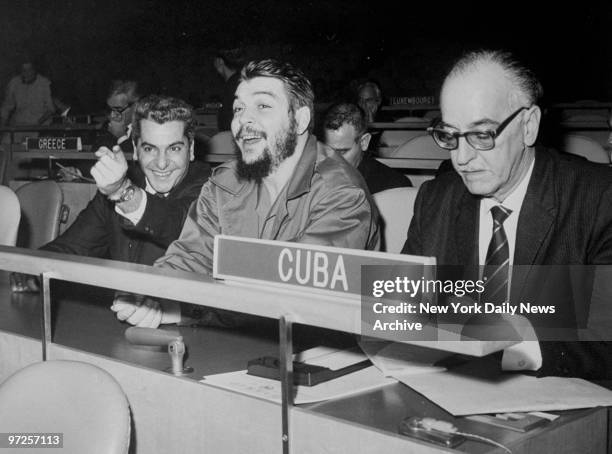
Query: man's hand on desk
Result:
<box><xmin>500</xmin><ymin>314</ymin><xmax>542</xmax><ymax>372</ymax></box>
<box><xmin>111</xmin><ymin>293</ymin><xmax>181</xmax><ymax>328</ymax></box>
<box><xmin>459</xmin><ymin>307</ymin><xmax>543</xmax><ymax>372</ymax></box>
<box><xmin>10</xmin><ymin>273</ymin><xmax>40</xmax><ymax>293</ymax></box>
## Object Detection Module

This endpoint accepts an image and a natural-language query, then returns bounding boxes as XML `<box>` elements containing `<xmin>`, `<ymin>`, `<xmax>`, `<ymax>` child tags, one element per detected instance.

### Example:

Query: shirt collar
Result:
<box><xmin>482</xmin><ymin>158</ymin><xmax>535</xmax><ymax>214</ymax></box>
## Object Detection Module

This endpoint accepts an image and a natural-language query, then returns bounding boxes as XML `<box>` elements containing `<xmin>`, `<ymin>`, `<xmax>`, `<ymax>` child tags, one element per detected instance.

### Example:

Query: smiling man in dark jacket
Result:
<box><xmin>12</xmin><ymin>95</ymin><xmax>210</xmax><ymax>291</ymax></box>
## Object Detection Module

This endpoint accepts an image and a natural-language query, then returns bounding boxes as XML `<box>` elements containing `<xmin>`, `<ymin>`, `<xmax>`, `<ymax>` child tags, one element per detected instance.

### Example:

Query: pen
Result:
<box><xmin>55</xmin><ymin>162</ymin><xmax>95</xmax><ymax>183</ymax></box>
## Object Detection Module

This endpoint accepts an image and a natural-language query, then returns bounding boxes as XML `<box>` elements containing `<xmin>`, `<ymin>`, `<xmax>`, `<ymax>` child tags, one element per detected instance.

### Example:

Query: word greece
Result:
<box><xmin>372</xmin><ymin>277</ymin><xmax>485</xmax><ymax>298</ymax></box>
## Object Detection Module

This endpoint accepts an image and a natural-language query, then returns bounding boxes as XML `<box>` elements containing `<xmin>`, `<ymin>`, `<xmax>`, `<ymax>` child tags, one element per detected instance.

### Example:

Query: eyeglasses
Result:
<box><xmin>108</xmin><ymin>103</ymin><xmax>134</xmax><ymax>122</ymax></box>
<box><xmin>428</xmin><ymin>106</ymin><xmax>529</xmax><ymax>151</ymax></box>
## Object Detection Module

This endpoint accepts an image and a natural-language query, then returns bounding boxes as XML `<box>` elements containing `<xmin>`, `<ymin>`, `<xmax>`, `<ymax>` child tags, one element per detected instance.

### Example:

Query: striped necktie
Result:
<box><xmin>481</xmin><ymin>205</ymin><xmax>512</xmax><ymax>305</ymax></box>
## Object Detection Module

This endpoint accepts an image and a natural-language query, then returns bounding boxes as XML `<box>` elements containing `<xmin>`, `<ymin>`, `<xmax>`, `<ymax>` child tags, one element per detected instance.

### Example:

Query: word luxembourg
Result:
<box><xmin>420</xmin><ymin>302</ymin><xmax>556</xmax><ymax>315</ymax></box>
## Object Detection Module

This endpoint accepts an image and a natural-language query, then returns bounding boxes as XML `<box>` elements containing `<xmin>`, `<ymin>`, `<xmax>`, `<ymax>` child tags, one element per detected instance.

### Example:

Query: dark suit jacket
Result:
<box><xmin>217</xmin><ymin>72</ymin><xmax>241</xmax><ymax>131</ymax></box>
<box><xmin>402</xmin><ymin>147</ymin><xmax>612</xmax><ymax>378</ymax></box>
<box><xmin>41</xmin><ymin>161</ymin><xmax>211</xmax><ymax>265</ymax></box>
<box><xmin>357</xmin><ymin>154</ymin><xmax>412</xmax><ymax>194</ymax></box>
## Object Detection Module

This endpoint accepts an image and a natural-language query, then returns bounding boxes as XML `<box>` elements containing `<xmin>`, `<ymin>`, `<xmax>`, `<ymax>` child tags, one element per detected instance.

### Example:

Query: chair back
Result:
<box><xmin>209</xmin><ymin>131</ymin><xmax>238</xmax><ymax>155</ymax></box>
<box><xmin>0</xmin><ymin>360</ymin><xmax>131</xmax><ymax>454</ymax></box>
<box><xmin>389</xmin><ymin>134</ymin><xmax>451</xmax><ymax>160</ymax></box>
<box><xmin>0</xmin><ymin>185</ymin><xmax>20</xmax><ymax>246</ymax></box>
<box><xmin>379</xmin><ymin>130</ymin><xmax>426</xmax><ymax>147</ymax></box>
<box><xmin>15</xmin><ymin>180</ymin><xmax>64</xmax><ymax>248</ymax></box>
<box><xmin>562</xmin><ymin>134</ymin><xmax>610</xmax><ymax>164</ymax></box>
<box><xmin>378</xmin><ymin>117</ymin><xmax>430</xmax><ymax>147</ymax></box>
<box><xmin>373</xmin><ymin>186</ymin><xmax>419</xmax><ymax>253</ymax></box>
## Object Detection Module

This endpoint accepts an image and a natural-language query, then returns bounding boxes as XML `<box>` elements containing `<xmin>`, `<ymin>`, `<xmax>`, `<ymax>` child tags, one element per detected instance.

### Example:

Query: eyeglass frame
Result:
<box><xmin>108</xmin><ymin>103</ymin><xmax>135</xmax><ymax>122</ymax></box>
<box><xmin>427</xmin><ymin>106</ymin><xmax>529</xmax><ymax>151</ymax></box>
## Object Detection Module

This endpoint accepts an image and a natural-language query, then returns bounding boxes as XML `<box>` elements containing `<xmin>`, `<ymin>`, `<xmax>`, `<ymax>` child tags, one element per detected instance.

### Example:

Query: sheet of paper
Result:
<box><xmin>359</xmin><ymin>340</ymin><xmax>449</xmax><ymax>377</ymax></box>
<box><xmin>294</xmin><ymin>345</ymin><xmax>367</xmax><ymax>371</ymax></box>
<box><xmin>202</xmin><ymin>365</ymin><xmax>394</xmax><ymax>404</ymax></box>
<box><xmin>398</xmin><ymin>361</ymin><xmax>612</xmax><ymax>415</ymax></box>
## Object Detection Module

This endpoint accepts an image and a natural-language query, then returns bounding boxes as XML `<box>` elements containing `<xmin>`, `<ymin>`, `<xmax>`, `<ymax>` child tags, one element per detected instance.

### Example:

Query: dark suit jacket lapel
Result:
<box><xmin>448</xmin><ymin>187</ymin><xmax>480</xmax><ymax>288</ymax></box>
<box><xmin>455</xmin><ymin>190</ymin><xmax>479</xmax><ymax>266</ymax></box>
<box><xmin>513</xmin><ymin>149</ymin><xmax>557</xmax><ymax>298</ymax></box>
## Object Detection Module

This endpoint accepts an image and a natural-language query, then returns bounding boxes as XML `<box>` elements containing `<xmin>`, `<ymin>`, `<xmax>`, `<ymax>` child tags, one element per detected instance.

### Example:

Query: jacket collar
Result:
<box><xmin>285</xmin><ymin>135</ymin><xmax>317</xmax><ymax>201</ymax></box>
<box><xmin>452</xmin><ymin>147</ymin><xmax>556</xmax><ymax>266</ymax></box>
<box><xmin>514</xmin><ymin>147</ymin><xmax>557</xmax><ymax>266</ymax></box>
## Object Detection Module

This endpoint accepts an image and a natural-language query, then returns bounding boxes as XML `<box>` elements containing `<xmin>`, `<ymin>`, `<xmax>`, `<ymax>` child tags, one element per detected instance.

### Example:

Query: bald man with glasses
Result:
<box><xmin>403</xmin><ymin>49</ymin><xmax>612</xmax><ymax>379</ymax></box>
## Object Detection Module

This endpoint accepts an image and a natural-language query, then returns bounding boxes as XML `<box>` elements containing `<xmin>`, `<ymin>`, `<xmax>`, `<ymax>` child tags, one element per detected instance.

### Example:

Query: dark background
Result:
<box><xmin>1</xmin><ymin>0</ymin><xmax>609</xmax><ymax>112</ymax></box>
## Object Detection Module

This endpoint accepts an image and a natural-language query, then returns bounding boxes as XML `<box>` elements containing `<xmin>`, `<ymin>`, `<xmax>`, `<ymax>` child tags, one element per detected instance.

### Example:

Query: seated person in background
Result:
<box><xmin>213</xmin><ymin>48</ymin><xmax>246</xmax><ymax>131</ymax></box>
<box><xmin>59</xmin><ymin>80</ymin><xmax>141</xmax><ymax>181</ymax></box>
<box><xmin>357</xmin><ymin>80</ymin><xmax>383</xmax><ymax>123</ymax></box>
<box><xmin>1</xmin><ymin>59</ymin><xmax>55</xmax><ymax>128</ymax></box>
<box><xmin>1</xmin><ymin>59</ymin><xmax>55</xmax><ymax>149</ymax></box>
<box><xmin>93</xmin><ymin>80</ymin><xmax>141</xmax><ymax>152</ymax></box>
<box><xmin>323</xmin><ymin>102</ymin><xmax>412</xmax><ymax>193</ymax></box>
<box><xmin>403</xmin><ymin>49</ymin><xmax>612</xmax><ymax>379</ymax></box>
<box><xmin>114</xmin><ymin>59</ymin><xmax>379</xmax><ymax>327</ymax></box>
<box><xmin>12</xmin><ymin>95</ymin><xmax>211</xmax><ymax>291</ymax></box>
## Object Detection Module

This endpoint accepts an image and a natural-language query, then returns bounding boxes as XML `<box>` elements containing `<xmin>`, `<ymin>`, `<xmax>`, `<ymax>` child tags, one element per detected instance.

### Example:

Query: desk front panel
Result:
<box><xmin>0</xmin><ymin>267</ymin><xmax>608</xmax><ymax>453</ymax></box>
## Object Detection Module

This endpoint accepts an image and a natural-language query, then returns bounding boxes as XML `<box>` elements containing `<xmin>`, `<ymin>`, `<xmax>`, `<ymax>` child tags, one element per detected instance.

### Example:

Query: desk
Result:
<box><xmin>0</xmin><ymin>123</ymin><xmax>102</xmax><ymax>144</ymax></box>
<box><xmin>4</xmin><ymin>149</ymin><xmax>233</xmax><ymax>183</ymax></box>
<box><xmin>0</xmin><ymin>252</ymin><xmax>607</xmax><ymax>454</ymax></box>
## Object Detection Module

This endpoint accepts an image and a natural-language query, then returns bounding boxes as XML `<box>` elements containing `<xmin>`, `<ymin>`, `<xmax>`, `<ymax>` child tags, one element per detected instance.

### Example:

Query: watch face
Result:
<box><xmin>119</xmin><ymin>186</ymin><xmax>136</xmax><ymax>203</ymax></box>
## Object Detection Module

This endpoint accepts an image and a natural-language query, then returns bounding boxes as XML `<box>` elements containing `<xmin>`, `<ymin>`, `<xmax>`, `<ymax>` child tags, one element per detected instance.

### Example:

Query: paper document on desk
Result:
<box><xmin>293</xmin><ymin>345</ymin><xmax>366</xmax><ymax>370</ymax></box>
<box><xmin>202</xmin><ymin>365</ymin><xmax>394</xmax><ymax>404</ymax></box>
<box><xmin>359</xmin><ymin>341</ymin><xmax>449</xmax><ymax>377</ymax></box>
<box><xmin>398</xmin><ymin>361</ymin><xmax>612</xmax><ymax>415</ymax></box>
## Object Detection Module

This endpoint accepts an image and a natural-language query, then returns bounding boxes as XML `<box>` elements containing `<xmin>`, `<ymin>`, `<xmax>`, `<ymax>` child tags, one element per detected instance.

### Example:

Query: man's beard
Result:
<box><xmin>236</xmin><ymin>116</ymin><xmax>298</xmax><ymax>183</ymax></box>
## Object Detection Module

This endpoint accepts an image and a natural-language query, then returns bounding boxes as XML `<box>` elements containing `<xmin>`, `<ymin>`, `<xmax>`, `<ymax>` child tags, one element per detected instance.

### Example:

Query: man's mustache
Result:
<box><xmin>235</xmin><ymin>126</ymin><xmax>267</xmax><ymax>140</ymax></box>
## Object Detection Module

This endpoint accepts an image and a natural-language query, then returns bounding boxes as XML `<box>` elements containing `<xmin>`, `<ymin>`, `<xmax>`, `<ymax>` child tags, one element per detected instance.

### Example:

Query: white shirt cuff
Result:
<box><xmin>502</xmin><ymin>341</ymin><xmax>543</xmax><ymax>371</ymax></box>
<box><xmin>115</xmin><ymin>191</ymin><xmax>147</xmax><ymax>225</ymax></box>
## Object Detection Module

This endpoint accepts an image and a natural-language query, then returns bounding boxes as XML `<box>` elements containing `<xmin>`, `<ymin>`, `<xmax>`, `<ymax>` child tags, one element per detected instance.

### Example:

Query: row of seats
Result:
<box><xmin>1</xmin><ymin>183</ymin><xmax>130</xmax><ymax>452</ymax></box>
<box><xmin>4</xmin><ymin>132</ymin><xmax>609</xmax><ymax>255</ymax></box>
<box><xmin>0</xmin><ymin>181</ymin><xmax>65</xmax><ymax>248</ymax></box>
<box><xmin>0</xmin><ymin>179</ymin><xmax>419</xmax><ymax>257</ymax></box>
<box><xmin>376</xmin><ymin>133</ymin><xmax>611</xmax><ymax>164</ymax></box>
<box><xmin>204</xmin><ymin>130</ymin><xmax>610</xmax><ymax>165</ymax></box>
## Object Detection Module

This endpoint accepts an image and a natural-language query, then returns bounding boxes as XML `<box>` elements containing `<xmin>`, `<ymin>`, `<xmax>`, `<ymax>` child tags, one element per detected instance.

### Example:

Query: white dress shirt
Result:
<box><xmin>477</xmin><ymin>159</ymin><xmax>542</xmax><ymax>371</ymax></box>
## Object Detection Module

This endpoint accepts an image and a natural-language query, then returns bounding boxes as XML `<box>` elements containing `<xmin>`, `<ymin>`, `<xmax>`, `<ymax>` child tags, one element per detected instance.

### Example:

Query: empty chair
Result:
<box><xmin>568</xmin><ymin>130</ymin><xmax>611</xmax><ymax>149</ymax></box>
<box><xmin>390</xmin><ymin>134</ymin><xmax>451</xmax><ymax>160</ymax></box>
<box><xmin>373</xmin><ymin>186</ymin><xmax>419</xmax><ymax>253</ymax></box>
<box><xmin>378</xmin><ymin>117</ymin><xmax>430</xmax><ymax>147</ymax></box>
<box><xmin>562</xmin><ymin>134</ymin><xmax>610</xmax><ymax>164</ymax></box>
<box><xmin>15</xmin><ymin>180</ymin><xmax>64</xmax><ymax>249</ymax></box>
<box><xmin>393</xmin><ymin>116</ymin><xmax>428</xmax><ymax>123</ymax></box>
<box><xmin>379</xmin><ymin>130</ymin><xmax>426</xmax><ymax>147</ymax></box>
<box><xmin>422</xmin><ymin>109</ymin><xmax>440</xmax><ymax>120</ymax></box>
<box><xmin>0</xmin><ymin>185</ymin><xmax>20</xmax><ymax>246</ymax></box>
<box><xmin>0</xmin><ymin>360</ymin><xmax>130</xmax><ymax>454</ymax></box>
<box><xmin>560</xmin><ymin>108</ymin><xmax>609</xmax><ymax>124</ymax></box>
<box><xmin>404</xmin><ymin>173</ymin><xmax>435</xmax><ymax>188</ymax></box>
<box><xmin>208</xmin><ymin>130</ymin><xmax>238</xmax><ymax>155</ymax></box>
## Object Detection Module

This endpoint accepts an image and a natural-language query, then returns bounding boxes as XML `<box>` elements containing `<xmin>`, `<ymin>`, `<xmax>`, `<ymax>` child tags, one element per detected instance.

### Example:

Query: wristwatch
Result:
<box><xmin>117</xmin><ymin>185</ymin><xmax>136</xmax><ymax>203</ymax></box>
<box><xmin>108</xmin><ymin>180</ymin><xmax>137</xmax><ymax>203</ymax></box>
